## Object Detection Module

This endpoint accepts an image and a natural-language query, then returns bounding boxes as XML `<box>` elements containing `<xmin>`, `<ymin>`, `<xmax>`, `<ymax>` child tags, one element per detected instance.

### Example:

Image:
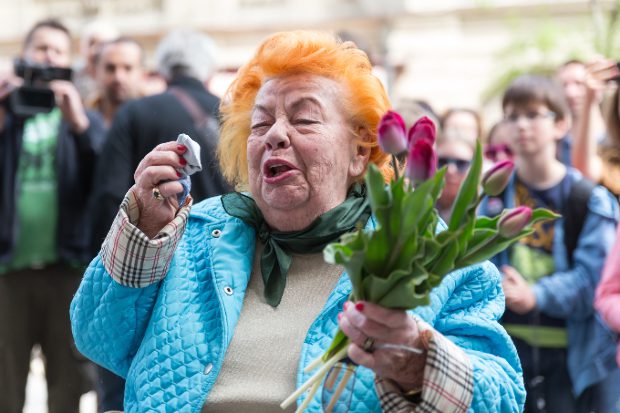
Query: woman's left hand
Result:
<box><xmin>339</xmin><ymin>301</ymin><xmax>427</xmax><ymax>392</ymax></box>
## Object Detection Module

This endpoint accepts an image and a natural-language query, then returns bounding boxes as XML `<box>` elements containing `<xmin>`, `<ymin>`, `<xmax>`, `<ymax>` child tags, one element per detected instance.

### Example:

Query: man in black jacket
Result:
<box><xmin>0</xmin><ymin>19</ymin><xmax>105</xmax><ymax>413</ymax></box>
<box><xmin>88</xmin><ymin>29</ymin><xmax>231</xmax><ymax>412</ymax></box>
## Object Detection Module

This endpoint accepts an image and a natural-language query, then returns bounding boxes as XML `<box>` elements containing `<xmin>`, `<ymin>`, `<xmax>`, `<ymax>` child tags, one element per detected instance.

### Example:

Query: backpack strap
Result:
<box><xmin>168</xmin><ymin>87</ymin><xmax>210</xmax><ymax>128</ymax></box>
<box><xmin>563</xmin><ymin>178</ymin><xmax>596</xmax><ymax>266</ymax></box>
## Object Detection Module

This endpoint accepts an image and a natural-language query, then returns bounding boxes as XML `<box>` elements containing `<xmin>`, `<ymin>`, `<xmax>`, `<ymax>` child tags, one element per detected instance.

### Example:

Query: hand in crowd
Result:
<box><xmin>502</xmin><ymin>265</ymin><xmax>536</xmax><ymax>314</ymax></box>
<box><xmin>0</xmin><ymin>76</ymin><xmax>20</xmax><ymax>101</ymax></box>
<box><xmin>0</xmin><ymin>76</ymin><xmax>21</xmax><ymax>132</ymax></box>
<box><xmin>583</xmin><ymin>58</ymin><xmax>620</xmax><ymax>99</ymax></box>
<box><xmin>132</xmin><ymin>141</ymin><xmax>188</xmax><ymax>238</ymax></box>
<box><xmin>338</xmin><ymin>300</ymin><xmax>428</xmax><ymax>392</ymax></box>
<box><xmin>49</xmin><ymin>79</ymin><xmax>90</xmax><ymax>133</ymax></box>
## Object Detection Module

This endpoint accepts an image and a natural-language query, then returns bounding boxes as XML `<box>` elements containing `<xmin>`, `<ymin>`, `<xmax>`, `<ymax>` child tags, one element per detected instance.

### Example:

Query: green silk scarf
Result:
<box><xmin>221</xmin><ymin>183</ymin><xmax>370</xmax><ymax>307</ymax></box>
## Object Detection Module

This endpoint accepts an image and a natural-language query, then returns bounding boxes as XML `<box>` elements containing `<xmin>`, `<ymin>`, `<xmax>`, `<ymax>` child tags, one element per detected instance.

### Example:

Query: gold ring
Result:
<box><xmin>362</xmin><ymin>336</ymin><xmax>375</xmax><ymax>353</ymax></box>
<box><xmin>152</xmin><ymin>186</ymin><xmax>164</xmax><ymax>201</ymax></box>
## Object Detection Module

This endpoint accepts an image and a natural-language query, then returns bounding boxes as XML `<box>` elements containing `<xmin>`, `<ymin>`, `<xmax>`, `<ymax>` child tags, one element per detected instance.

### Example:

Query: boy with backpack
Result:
<box><xmin>479</xmin><ymin>74</ymin><xmax>620</xmax><ymax>413</ymax></box>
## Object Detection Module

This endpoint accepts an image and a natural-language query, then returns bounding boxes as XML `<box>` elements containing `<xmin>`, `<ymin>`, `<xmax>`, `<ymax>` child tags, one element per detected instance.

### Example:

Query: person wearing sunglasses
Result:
<box><xmin>70</xmin><ymin>31</ymin><xmax>525</xmax><ymax>413</ymax></box>
<box><xmin>435</xmin><ymin>134</ymin><xmax>475</xmax><ymax>222</ymax></box>
<box><xmin>439</xmin><ymin>107</ymin><xmax>483</xmax><ymax>148</ymax></box>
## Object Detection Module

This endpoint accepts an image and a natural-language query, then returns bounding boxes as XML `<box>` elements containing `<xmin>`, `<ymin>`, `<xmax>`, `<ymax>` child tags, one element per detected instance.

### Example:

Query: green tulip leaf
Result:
<box><xmin>429</xmin><ymin>234</ymin><xmax>461</xmax><ymax>276</ymax></box>
<box><xmin>456</xmin><ymin>228</ymin><xmax>533</xmax><ymax>267</ymax></box>
<box><xmin>448</xmin><ymin>141</ymin><xmax>483</xmax><ymax>231</ymax></box>
<box><xmin>323</xmin><ymin>328</ymin><xmax>348</xmax><ymax>361</ymax></box>
<box><xmin>419</xmin><ymin>237</ymin><xmax>441</xmax><ymax>266</ymax></box>
<box><xmin>366</xmin><ymin>164</ymin><xmax>391</xmax><ymax>214</ymax></box>
<box><xmin>531</xmin><ymin>208</ymin><xmax>561</xmax><ymax>222</ymax></box>
<box><xmin>363</xmin><ymin>226</ymin><xmax>392</xmax><ymax>277</ymax></box>
<box><xmin>362</xmin><ymin>264</ymin><xmax>429</xmax><ymax>309</ymax></box>
<box><xmin>475</xmin><ymin>215</ymin><xmax>501</xmax><ymax>230</ymax></box>
<box><xmin>467</xmin><ymin>228</ymin><xmax>497</xmax><ymax>250</ymax></box>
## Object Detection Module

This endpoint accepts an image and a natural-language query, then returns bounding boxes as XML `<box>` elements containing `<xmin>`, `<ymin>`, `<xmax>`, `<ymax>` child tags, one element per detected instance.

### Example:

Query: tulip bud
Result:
<box><xmin>498</xmin><ymin>206</ymin><xmax>532</xmax><ymax>238</ymax></box>
<box><xmin>482</xmin><ymin>160</ymin><xmax>514</xmax><ymax>196</ymax></box>
<box><xmin>407</xmin><ymin>116</ymin><xmax>437</xmax><ymax>147</ymax></box>
<box><xmin>405</xmin><ymin>137</ymin><xmax>437</xmax><ymax>185</ymax></box>
<box><xmin>378</xmin><ymin>111</ymin><xmax>408</xmax><ymax>155</ymax></box>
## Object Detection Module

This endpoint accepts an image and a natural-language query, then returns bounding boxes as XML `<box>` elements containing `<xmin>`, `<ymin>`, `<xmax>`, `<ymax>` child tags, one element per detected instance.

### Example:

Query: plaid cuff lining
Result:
<box><xmin>101</xmin><ymin>188</ymin><xmax>191</xmax><ymax>287</ymax></box>
<box><xmin>376</xmin><ymin>320</ymin><xmax>474</xmax><ymax>413</ymax></box>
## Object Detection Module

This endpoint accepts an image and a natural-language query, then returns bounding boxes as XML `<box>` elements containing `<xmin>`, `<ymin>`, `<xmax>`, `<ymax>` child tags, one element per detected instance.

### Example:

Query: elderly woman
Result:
<box><xmin>71</xmin><ymin>31</ymin><xmax>525</xmax><ymax>412</ymax></box>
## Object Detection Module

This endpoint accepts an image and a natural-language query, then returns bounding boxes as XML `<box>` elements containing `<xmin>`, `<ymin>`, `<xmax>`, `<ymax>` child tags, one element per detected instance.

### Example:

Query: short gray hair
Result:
<box><xmin>155</xmin><ymin>30</ymin><xmax>218</xmax><ymax>81</ymax></box>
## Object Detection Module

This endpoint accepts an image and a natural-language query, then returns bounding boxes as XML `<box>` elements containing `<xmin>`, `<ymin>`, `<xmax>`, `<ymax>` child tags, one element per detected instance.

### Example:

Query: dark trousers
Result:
<box><xmin>95</xmin><ymin>365</ymin><xmax>125</xmax><ymax>412</ymax></box>
<box><xmin>514</xmin><ymin>337</ymin><xmax>620</xmax><ymax>413</ymax></box>
<box><xmin>0</xmin><ymin>265</ymin><xmax>91</xmax><ymax>413</ymax></box>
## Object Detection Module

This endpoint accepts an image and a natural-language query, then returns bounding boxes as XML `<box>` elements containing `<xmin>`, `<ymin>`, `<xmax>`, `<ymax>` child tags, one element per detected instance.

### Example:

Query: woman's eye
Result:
<box><xmin>251</xmin><ymin>122</ymin><xmax>271</xmax><ymax>130</ymax></box>
<box><xmin>295</xmin><ymin>119</ymin><xmax>318</xmax><ymax>125</ymax></box>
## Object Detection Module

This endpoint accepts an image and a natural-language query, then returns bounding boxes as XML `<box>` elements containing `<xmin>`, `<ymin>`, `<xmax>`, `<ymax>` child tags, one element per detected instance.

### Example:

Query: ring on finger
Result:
<box><xmin>362</xmin><ymin>336</ymin><xmax>375</xmax><ymax>353</ymax></box>
<box><xmin>152</xmin><ymin>186</ymin><xmax>165</xmax><ymax>201</ymax></box>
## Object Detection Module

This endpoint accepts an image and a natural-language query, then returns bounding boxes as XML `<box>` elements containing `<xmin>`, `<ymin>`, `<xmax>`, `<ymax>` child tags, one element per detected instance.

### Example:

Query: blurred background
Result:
<box><xmin>2</xmin><ymin>0</ymin><xmax>620</xmax><ymax>126</ymax></box>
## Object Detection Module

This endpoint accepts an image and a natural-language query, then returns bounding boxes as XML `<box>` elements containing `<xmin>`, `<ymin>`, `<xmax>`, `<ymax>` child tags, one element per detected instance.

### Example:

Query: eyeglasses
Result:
<box><xmin>437</xmin><ymin>157</ymin><xmax>472</xmax><ymax>173</ymax></box>
<box><xmin>503</xmin><ymin>111</ymin><xmax>556</xmax><ymax>124</ymax></box>
<box><xmin>320</xmin><ymin>344</ymin><xmax>423</xmax><ymax>412</ymax></box>
<box><xmin>484</xmin><ymin>143</ymin><xmax>513</xmax><ymax>162</ymax></box>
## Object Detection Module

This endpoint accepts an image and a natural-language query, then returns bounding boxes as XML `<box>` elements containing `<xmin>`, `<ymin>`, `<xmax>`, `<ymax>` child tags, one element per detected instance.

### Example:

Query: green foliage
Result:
<box><xmin>482</xmin><ymin>1</ymin><xmax>620</xmax><ymax>104</ymax></box>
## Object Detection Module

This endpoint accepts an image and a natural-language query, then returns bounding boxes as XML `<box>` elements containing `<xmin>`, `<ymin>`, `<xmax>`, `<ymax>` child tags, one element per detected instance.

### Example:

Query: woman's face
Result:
<box><xmin>247</xmin><ymin>74</ymin><xmax>368</xmax><ymax>231</ymax></box>
<box><xmin>485</xmin><ymin>122</ymin><xmax>514</xmax><ymax>163</ymax></box>
<box><xmin>443</xmin><ymin>111</ymin><xmax>479</xmax><ymax>146</ymax></box>
<box><xmin>436</xmin><ymin>140</ymin><xmax>474</xmax><ymax>208</ymax></box>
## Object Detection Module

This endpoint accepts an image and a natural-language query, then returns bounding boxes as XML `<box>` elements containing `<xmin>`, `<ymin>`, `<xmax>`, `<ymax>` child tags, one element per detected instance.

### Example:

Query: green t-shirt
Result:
<box><xmin>0</xmin><ymin>109</ymin><xmax>61</xmax><ymax>274</ymax></box>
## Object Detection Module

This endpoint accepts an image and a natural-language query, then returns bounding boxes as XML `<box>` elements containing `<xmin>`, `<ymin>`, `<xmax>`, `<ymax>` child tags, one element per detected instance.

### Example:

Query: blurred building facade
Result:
<box><xmin>0</xmin><ymin>0</ymin><xmax>615</xmax><ymax>122</ymax></box>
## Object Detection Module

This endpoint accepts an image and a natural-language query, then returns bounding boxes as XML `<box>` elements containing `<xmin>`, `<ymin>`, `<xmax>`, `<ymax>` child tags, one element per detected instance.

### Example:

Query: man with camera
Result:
<box><xmin>0</xmin><ymin>19</ymin><xmax>105</xmax><ymax>413</ymax></box>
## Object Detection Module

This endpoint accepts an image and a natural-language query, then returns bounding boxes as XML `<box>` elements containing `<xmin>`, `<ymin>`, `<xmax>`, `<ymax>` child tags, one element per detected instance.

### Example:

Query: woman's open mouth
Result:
<box><xmin>266</xmin><ymin>164</ymin><xmax>293</xmax><ymax>177</ymax></box>
<box><xmin>263</xmin><ymin>159</ymin><xmax>297</xmax><ymax>183</ymax></box>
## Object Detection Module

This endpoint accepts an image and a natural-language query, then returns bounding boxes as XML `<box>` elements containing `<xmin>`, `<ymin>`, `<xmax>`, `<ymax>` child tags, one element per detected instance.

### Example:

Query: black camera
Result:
<box><xmin>10</xmin><ymin>58</ymin><xmax>73</xmax><ymax>117</ymax></box>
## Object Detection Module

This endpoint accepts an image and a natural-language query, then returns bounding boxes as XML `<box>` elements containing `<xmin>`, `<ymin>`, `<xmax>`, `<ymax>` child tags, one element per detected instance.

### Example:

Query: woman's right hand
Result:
<box><xmin>132</xmin><ymin>141</ymin><xmax>188</xmax><ymax>238</ymax></box>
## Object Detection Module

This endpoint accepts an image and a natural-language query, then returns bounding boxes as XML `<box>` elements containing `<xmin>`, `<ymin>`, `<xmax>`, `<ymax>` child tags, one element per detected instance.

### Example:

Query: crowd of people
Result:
<box><xmin>0</xmin><ymin>16</ymin><xmax>619</xmax><ymax>413</ymax></box>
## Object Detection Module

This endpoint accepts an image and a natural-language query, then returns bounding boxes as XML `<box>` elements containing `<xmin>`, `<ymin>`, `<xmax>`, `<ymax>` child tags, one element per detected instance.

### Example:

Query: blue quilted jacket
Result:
<box><xmin>71</xmin><ymin>196</ymin><xmax>526</xmax><ymax>412</ymax></box>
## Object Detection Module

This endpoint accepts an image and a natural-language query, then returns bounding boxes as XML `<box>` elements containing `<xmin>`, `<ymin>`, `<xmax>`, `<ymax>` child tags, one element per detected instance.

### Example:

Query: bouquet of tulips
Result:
<box><xmin>281</xmin><ymin>111</ymin><xmax>558</xmax><ymax>413</ymax></box>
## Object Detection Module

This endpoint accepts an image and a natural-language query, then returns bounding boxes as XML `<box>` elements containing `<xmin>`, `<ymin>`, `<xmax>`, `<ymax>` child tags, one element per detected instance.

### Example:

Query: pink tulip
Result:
<box><xmin>378</xmin><ymin>110</ymin><xmax>408</xmax><ymax>155</ymax></box>
<box><xmin>405</xmin><ymin>137</ymin><xmax>437</xmax><ymax>185</ymax></box>
<box><xmin>482</xmin><ymin>160</ymin><xmax>514</xmax><ymax>196</ymax></box>
<box><xmin>407</xmin><ymin>116</ymin><xmax>437</xmax><ymax>148</ymax></box>
<box><xmin>498</xmin><ymin>206</ymin><xmax>532</xmax><ymax>238</ymax></box>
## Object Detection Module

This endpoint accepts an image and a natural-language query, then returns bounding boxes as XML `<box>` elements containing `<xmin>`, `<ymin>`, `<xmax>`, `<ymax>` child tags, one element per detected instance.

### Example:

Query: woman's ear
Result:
<box><xmin>349</xmin><ymin>127</ymin><xmax>371</xmax><ymax>178</ymax></box>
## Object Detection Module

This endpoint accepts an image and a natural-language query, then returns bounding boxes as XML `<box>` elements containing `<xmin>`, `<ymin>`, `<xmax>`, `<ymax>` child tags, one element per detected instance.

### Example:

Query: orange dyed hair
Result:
<box><xmin>217</xmin><ymin>30</ymin><xmax>392</xmax><ymax>189</ymax></box>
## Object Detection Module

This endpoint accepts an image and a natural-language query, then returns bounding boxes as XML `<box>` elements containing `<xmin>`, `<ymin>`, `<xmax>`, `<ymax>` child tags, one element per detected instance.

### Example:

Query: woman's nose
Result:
<box><xmin>265</xmin><ymin>119</ymin><xmax>291</xmax><ymax>150</ymax></box>
<box><xmin>446</xmin><ymin>163</ymin><xmax>458</xmax><ymax>175</ymax></box>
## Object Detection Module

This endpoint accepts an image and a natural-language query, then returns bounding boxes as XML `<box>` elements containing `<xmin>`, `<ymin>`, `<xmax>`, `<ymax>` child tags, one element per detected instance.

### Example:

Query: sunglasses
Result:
<box><xmin>484</xmin><ymin>144</ymin><xmax>513</xmax><ymax>162</ymax></box>
<box><xmin>437</xmin><ymin>157</ymin><xmax>472</xmax><ymax>173</ymax></box>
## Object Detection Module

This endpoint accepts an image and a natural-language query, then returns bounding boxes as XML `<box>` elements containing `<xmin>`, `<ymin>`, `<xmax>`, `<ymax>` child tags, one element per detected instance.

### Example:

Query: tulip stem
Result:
<box><xmin>458</xmin><ymin>233</ymin><xmax>500</xmax><ymax>264</ymax></box>
<box><xmin>324</xmin><ymin>366</ymin><xmax>356</xmax><ymax>413</ymax></box>
<box><xmin>391</xmin><ymin>155</ymin><xmax>400</xmax><ymax>181</ymax></box>
<box><xmin>280</xmin><ymin>346</ymin><xmax>349</xmax><ymax>410</ymax></box>
<box><xmin>304</xmin><ymin>355</ymin><xmax>325</xmax><ymax>373</ymax></box>
<box><xmin>294</xmin><ymin>380</ymin><xmax>321</xmax><ymax>413</ymax></box>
